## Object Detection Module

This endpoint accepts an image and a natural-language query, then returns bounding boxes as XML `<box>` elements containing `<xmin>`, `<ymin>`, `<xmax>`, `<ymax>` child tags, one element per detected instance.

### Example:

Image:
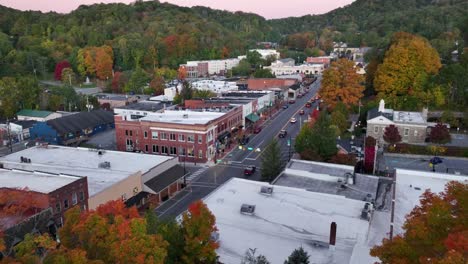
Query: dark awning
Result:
<box><xmin>144</xmin><ymin>165</ymin><xmax>186</xmax><ymax>193</ymax></box>
<box><xmin>217</xmin><ymin>131</ymin><xmax>231</xmax><ymax>141</ymax></box>
<box><xmin>245</xmin><ymin>113</ymin><xmax>260</xmax><ymax>123</ymax></box>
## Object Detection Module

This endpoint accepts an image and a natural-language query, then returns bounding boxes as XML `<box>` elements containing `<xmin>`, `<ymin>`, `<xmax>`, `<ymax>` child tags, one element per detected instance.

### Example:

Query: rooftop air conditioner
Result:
<box><xmin>260</xmin><ymin>186</ymin><xmax>273</xmax><ymax>195</ymax></box>
<box><xmin>240</xmin><ymin>204</ymin><xmax>256</xmax><ymax>215</ymax></box>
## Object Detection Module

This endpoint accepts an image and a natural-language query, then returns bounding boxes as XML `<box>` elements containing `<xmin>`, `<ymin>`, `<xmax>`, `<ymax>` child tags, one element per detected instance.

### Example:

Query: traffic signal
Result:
<box><xmin>287</xmin><ymin>139</ymin><xmax>291</xmax><ymax>146</ymax></box>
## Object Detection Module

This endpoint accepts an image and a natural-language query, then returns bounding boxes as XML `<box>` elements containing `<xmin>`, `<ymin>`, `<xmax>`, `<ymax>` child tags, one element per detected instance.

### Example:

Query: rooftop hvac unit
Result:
<box><xmin>99</xmin><ymin>161</ymin><xmax>111</xmax><ymax>169</ymax></box>
<box><xmin>20</xmin><ymin>156</ymin><xmax>31</xmax><ymax>163</ymax></box>
<box><xmin>240</xmin><ymin>204</ymin><xmax>255</xmax><ymax>215</ymax></box>
<box><xmin>183</xmin><ymin>114</ymin><xmax>189</xmax><ymax>119</ymax></box>
<box><xmin>260</xmin><ymin>186</ymin><xmax>273</xmax><ymax>195</ymax></box>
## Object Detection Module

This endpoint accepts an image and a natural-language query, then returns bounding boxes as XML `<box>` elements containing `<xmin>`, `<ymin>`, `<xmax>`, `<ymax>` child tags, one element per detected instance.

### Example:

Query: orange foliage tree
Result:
<box><xmin>95</xmin><ymin>45</ymin><xmax>114</xmax><ymax>80</ymax></box>
<box><xmin>181</xmin><ymin>200</ymin><xmax>219</xmax><ymax>264</ymax></box>
<box><xmin>59</xmin><ymin>200</ymin><xmax>168</xmax><ymax>264</ymax></box>
<box><xmin>370</xmin><ymin>181</ymin><xmax>468</xmax><ymax>264</ymax></box>
<box><xmin>178</xmin><ymin>66</ymin><xmax>187</xmax><ymax>80</ymax></box>
<box><xmin>374</xmin><ymin>32</ymin><xmax>442</xmax><ymax>108</ymax></box>
<box><xmin>319</xmin><ymin>58</ymin><xmax>364</xmax><ymax>109</ymax></box>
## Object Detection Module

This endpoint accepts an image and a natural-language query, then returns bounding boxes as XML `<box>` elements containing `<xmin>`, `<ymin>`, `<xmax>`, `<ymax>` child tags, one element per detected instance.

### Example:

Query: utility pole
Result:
<box><xmin>6</xmin><ymin>118</ymin><xmax>13</xmax><ymax>153</ymax></box>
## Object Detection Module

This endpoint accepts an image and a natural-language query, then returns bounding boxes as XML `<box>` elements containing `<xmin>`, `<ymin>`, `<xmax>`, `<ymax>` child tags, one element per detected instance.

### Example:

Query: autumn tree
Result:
<box><xmin>319</xmin><ymin>58</ymin><xmax>364</xmax><ymax>109</ymax></box>
<box><xmin>178</xmin><ymin>66</ymin><xmax>187</xmax><ymax>80</ymax></box>
<box><xmin>429</xmin><ymin>123</ymin><xmax>451</xmax><ymax>145</ymax></box>
<box><xmin>383</xmin><ymin>124</ymin><xmax>402</xmax><ymax>145</ymax></box>
<box><xmin>111</xmin><ymin>71</ymin><xmax>127</xmax><ymax>94</ymax></box>
<box><xmin>61</xmin><ymin>68</ymin><xmax>76</xmax><ymax>86</ymax></box>
<box><xmin>330</xmin><ymin>110</ymin><xmax>348</xmax><ymax>135</ymax></box>
<box><xmin>371</xmin><ymin>181</ymin><xmax>468</xmax><ymax>264</ymax></box>
<box><xmin>364</xmin><ymin>136</ymin><xmax>377</xmax><ymax>173</ymax></box>
<box><xmin>150</xmin><ymin>75</ymin><xmax>166</xmax><ymax>96</ymax></box>
<box><xmin>181</xmin><ymin>200</ymin><xmax>219</xmax><ymax>264</ymax></box>
<box><xmin>59</xmin><ymin>200</ymin><xmax>168</xmax><ymax>264</ymax></box>
<box><xmin>374</xmin><ymin>32</ymin><xmax>442</xmax><ymax>109</ymax></box>
<box><xmin>95</xmin><ymin>45</ymin><xmax>113</xmax><ymax>80</ymax></box>
<box><xmin>54</xmin><ymin>60</ymin><xmax>71</xmax><ymax>80</ymax></box>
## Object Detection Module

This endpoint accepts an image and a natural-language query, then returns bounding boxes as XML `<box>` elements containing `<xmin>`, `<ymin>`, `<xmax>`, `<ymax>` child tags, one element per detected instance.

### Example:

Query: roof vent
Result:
<box><xmin>99</xmin><ymin>161</ymin><xmax>111</xmax><ymax>169</ymax></box>
<box><xmin>183</xmin><ymin>114</ymin><xmax>189</xmax><ymax>119</ymax></box>
<box><xmin>260</xmin><ymin>186</ymin><xmax>273</xmax><ymax>195</ymax></box>
<box><xmin>240</xmin><ymin>204</ymin><xmax>256</xmax><ymax>215</ymax></box>
<box><xmin>20</xmin><ymin>156</ymin><xmax>31</xmax><ymax>163</ymax></box>
<box><xmin>98</xmin><ymin>150</ymin><xmax>105</xmax><ymax>155</ymax></box>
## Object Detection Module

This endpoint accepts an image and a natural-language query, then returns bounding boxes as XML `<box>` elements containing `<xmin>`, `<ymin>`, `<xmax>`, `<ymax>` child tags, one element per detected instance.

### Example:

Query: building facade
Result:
<box><xmin>115</xmin><ymin>109</ymin><xmax>243</xmax><ymax>163</ymax></box>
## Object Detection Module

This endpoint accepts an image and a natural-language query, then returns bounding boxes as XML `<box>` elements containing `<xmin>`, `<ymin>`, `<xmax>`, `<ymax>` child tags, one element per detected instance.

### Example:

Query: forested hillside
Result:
<box><xmin>0</xmin><ymin>0</ymin><xmax>467</xmax><ymax>77</ymax></box>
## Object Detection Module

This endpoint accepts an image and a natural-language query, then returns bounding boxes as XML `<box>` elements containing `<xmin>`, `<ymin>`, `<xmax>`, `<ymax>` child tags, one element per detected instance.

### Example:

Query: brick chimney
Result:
<box><xmin>329</xmin><ymin>222</ymin><xmax>337</xmax><ymax>250</ymax></box>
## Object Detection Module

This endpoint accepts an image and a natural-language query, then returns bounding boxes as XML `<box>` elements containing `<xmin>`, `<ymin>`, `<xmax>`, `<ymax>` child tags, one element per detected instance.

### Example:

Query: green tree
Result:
<box><xmin>241</xmin><ymin>248</ymin><xmax>270</xmax><ymax>264</ymax></box>
<box><xmin>193</xmin><ymin>89</ymin><xmax>215</xmax><ymax>99</ymax></box>
<box><xmin>125</xmin><ymin>67</ymin><xmax>149</xmax><ymax>94</ymax></box>
<box><xmin>232</xmin><ymin>59</ymin><xmax>251</xmax><ymax>76</ymax></box>
<box><xmin>246</xmin><ymin>51</ymin><xmax>264</xmax><ymax>69</ymax></box>
<box><xmin>284</xmin><ymin>247</ymin><xmax>310</xmax><ymax>264</ymax></box>
<box><xmin>253</xmin><ymin>68</ymin><xmax>275</xmax><ymax>78</ymax></box>
<box><xmin>330</xmin><ymin>111</ymin><xmax>348</xmax><ymax>135</ymax></box>
<box><xmin>180</xmin><ymin>81</ymin><xmax>193</xmax><ymax>102</ymax></box>
<box><xmin>441</xmin><ymin>110</ymin><xmax>459</xmax><ymax>128</ymax></box>
<box><xmin>0</xmin><ymin>76</ymin><xmax>40</xmax><ymax>118</ymax></box>
<box><xmin>296</xmin><ymin>112</ymin><xmax>337</xmax><ymax>160</ymax></box>
<box><xmin>61</xmin><ymin>68</ymin><xmax>76</xmax><ymax>87</ymax></box>
<box><xmin>261</xmin><ymin>139</ymin><xmax>283</xmax><ymax>182</ymax></box>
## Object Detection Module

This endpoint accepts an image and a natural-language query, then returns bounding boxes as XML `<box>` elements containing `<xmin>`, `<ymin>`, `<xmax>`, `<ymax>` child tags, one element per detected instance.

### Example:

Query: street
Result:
<box><xmin>155</xmin><ymin>78</ymin><xmax>322</xmax><ymax>219</ymax></box>
<box><xmin>382</xmin><ymin>154</ymin><xmax>468</xmax><ymax>175</ymax></box>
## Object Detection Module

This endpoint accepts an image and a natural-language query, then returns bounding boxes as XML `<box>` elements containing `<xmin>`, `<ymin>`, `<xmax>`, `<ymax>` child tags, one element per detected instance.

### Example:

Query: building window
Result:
<box><xmin>170</xmin><ymin>133</ymin><xmax>176</xmax><ymax>141</ymax></box>
<box><xmin>144</xmin><ymin>131</ymin><xmax>148</xmax><ymax>138</ymax></box>
<box><xmin>188</xmin><ymin>148</ymin><xmax>194</xmax><ymax>157</ymax></box>
<box><xmin>414</xmin><ymin>130</ymin><xmax>418</xmax><ymax>137</ymax></box>
<box><xmin>79</xmin><ymin>191</ymin><xmax>84</xmax><ymax>201</ymax></box>
<box><xmin>404</xmin><ymin>128</ymin><xmax>409</xmax><ymax>136</ymax></box>
<box><xmin>72</xmin><ymin>193</ymin><xmax>78</xmax><ymax>205</ymax></box>
<box><xmin>187</xmin><ymin>135</ymin><xmax>195</xmax><ymax>143</ymax></box>
<box><xmin>198</xmin><ymin>149</ymin><xmax>203</xmax><ymax>158</ymax></box>
<box><xmin>160</xmin><ymin>133</ymin><xmax>167</xmax><ymax>140</ymax></box>
<box><xmin>125</xmin><ymin>130</ymin><xmax>128</xmax><ymax>136</ymax></box>
<box><xmin>152</xmin><ymin>131</ymin><xmax>158</xmax><ymax>139</ymax></box>
<box><xmin>374</xmin><ymin>126</ymin><xmax>379</xmax><ymax>134</ymax></box>
<box><xmin>179</xmin><ymin>147</ymin><xmax>186</xmax><ymax>156</ymax></box>
<box><xmin>129</xmin><ymin>130</ymin><xmax>133</xmax><ymax>136</ymax></box>
<box><xmin>64</xmin><ymin>199</ymin><xmax>69</xmax><ymax>209</ymax></box>
<box><xmin>170</xmin><ymin>147</ymin><xmax>177</xmax><ymax>155</ymax></box>
<box><xmin>152</xmin><ymin>145</ymin><xmax>159</xmax><ymax>153</ymax></box>
<box><xmin>126</xmin><ymin>139</ymin><xmax>133</xmax><ymax>146</ymax></box>
<box><xmin>198</xmin><ymin>135</ymin><xmax>202</xmax><ymax>144</ymax></box>
<box><xmin>56</xmin><ymin>203</ymin><xmax>61</xmax><ymax>213</ymax></box>
<box><xmin>161</xmin><ymin>146</ymin><xmax>168</xmax><ymax>154</ymax></box>
<box><xmin>145</xmin><ymin>145</ymin><xmax>149</xmax><ymax>152</ymax></box>
<box><xmin>179</xmin><ymin>134</ymin><xmax>185</xmax><ymax>142</ymax></box>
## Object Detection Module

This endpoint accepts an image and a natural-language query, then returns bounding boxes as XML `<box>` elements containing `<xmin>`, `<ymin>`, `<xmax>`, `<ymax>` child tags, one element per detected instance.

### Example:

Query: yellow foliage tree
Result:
<box><xmin>374</xmin><ymin>32</ymin><xmax>441</xmax><ymax>108</ymax></box>
<box><xmin>319</xmin><ymin>58</ymin><xmax>364</xmax><ymax>109</ymax></box>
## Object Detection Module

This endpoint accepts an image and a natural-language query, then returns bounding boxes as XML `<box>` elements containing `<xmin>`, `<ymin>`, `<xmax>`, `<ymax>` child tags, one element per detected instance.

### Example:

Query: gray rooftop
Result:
<box><xmin>120</xmin><ymin>101</ymin><xmax>171</xmax><ymax>112</ymax></box>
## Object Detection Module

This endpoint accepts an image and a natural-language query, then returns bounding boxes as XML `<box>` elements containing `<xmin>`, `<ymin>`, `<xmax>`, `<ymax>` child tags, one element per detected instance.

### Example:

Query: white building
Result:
<box><xmin>0</xmin><ymin>145</ymin><xmax>181</xmax><ymax>210</ymax></box>
<box><xmin>184</xmin><ymin>58</ymin><xmax>241</xmax><ymax>75</ymax></box>
<box><xmin>191</xmin><ymin>80</ymin><xmax>238</xmax><ymax>94</ymax></box>
<box><xmin>202</xmin><ymin>177</ymin><xmax>376</xmax><ymax>264</ymax></box>
<box><xmin>114</xmin><ymin>101</ymin><xmax>174</xmax><ymax>120</ymax></box>
<box><xmin>16</xmin><ymin>109</ymin><xmax>62</xmax><ymax>122</ymax></box>
<box><xmin>270</xmin><ymin>58</ymin><xmax>295</xmax><ymax>67</ymax></box>
<box><xmin>247</xmin><ymin>49</ymin><xmax>281</xmax><ymax>60</ymax></box>
<box><xmin>265</xmin><ymin>63</ymin><xmax>325</xmax><ymax>76</ymax></box>
<box><xmin>393</xmin><ymin>169</ymin><xmax>468</xmax><ymax>236</ymax></box>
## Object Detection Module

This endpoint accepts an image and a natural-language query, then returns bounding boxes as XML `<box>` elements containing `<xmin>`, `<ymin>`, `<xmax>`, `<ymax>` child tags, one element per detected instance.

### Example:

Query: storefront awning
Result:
<box><xmin>245</xmin><ymin>113</ymin><xmax>260</xmax><ymax>123</ymax></box>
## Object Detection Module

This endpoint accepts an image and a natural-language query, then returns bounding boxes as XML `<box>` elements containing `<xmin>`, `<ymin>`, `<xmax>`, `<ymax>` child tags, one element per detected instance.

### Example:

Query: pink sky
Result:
<box><xmin>0</xmin><ymin>0</ymin><xmax>355</xmax><ymax>19</ymax></box>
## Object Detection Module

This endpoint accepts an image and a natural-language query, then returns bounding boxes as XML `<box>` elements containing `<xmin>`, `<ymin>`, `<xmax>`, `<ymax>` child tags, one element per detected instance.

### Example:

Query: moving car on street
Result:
<box><xmin>279</xmin><ymin>130</ymin><xmax>287</xmax><ymax>138</ymax></box>
<box><xmin>253</xmin><ymin>127</ymin><xmax>262</xmax><ymax>134</ymax></box>
<box><xmin>244</xmin><ymin>166</ymin><xmax>256</xmax><ymax>176</ymax></box>
<box><xmin>299</xmin><ymin>109</ymin><xmax>305</xmax><ymax>115</ymax></box>
<box><xmin>290</xmin><ymin>118</ymin><xmax>297</xmax><ymax>123</ymax></box>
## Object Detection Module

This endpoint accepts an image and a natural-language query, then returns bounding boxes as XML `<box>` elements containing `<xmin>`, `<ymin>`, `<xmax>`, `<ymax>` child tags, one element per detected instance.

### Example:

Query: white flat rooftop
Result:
<box><xmin>394</xmin><ymin>169</ymin><xmax>468</xmax><ymax>235</ymax></box>
<box><xmin>0</xmin><ymin>168</ymin><xmax>82</xmax><ymax>194</ymax></box>
<box><xmin>140</xmin><ymin>110</ymin><xmax>225</xmax><ymax>125</ymax></box>
<box><xmin>393</xmin><ymin>111</ymin><xmax>426</xmax><ymax>124</ymax></box>
<box><xmin>0</xmin><ymin>146</ymin><xmax>174</xmax><ymax>197</ymax></box>
<box><xmin>204</xmin><ymin>178</ymin><xmax>371</xmax><ymax>264</ymax></box>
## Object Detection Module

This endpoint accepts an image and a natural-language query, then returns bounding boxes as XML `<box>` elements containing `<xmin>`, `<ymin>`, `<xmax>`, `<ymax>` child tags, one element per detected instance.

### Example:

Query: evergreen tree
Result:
<box><xmin>284</xmin><ymin>247</ymin><xmax>310</xmax><ymax>264</ymax></box>
<box><xmin>261</xmin><ymin>139</ymin><xmax>283</xmax><ymax>182</ymax></box>
<box><xmin>241</xmin><ymin>248</ymin><xmax>270</xmax><ymax>264</ymax></box>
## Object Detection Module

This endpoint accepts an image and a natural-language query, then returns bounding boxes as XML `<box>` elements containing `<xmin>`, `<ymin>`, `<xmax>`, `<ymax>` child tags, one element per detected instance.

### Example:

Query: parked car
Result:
<box><xmin>305</xmin><ymin>102</ymin><xmax>311</xmax><ymax>108</ymax></box>
<box><xmin>240</xmin><ymin>135</ymin><xmax>250</xmax><ymax>145</ymax></box>
<box><xmin>283</xmin><ymin>104</ymin><xmax>289</xmax><ymax>109</ymax></box>
<box><xmin>253</xmin><ymin>127</ymin><xmax>262</xmax><ymax>134</ymax></box>
<box><xmin>290</xmin><ymin>118</ymin><xmax>297</xmax><ymax>123</ymax></box>
<box><xmin>279</xmin><ymin>130</ymin><xmax>287</xmax><ymax>138</ymax></box>
<box><xmin>244</xmin><ymin>166</ymin><xmax>256</xmax><ymax>176</ymax></box>
<box><xmin>299</xmin><ymin>110</ymin><xmax>305</xmax><ymax>115</ymax></box>
<box><xmin>289</xmin><ymin>100</ymin><xmax>296</xmax><ymax>104</ymax></box>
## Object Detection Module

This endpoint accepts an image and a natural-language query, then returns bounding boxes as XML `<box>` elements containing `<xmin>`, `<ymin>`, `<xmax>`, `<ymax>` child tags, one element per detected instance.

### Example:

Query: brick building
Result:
<box><xmin>0</xmin><ymin>168</ymin><xmax>88</xmax><ymax>227</ymax></box>
<box><xmin>115</xmin><ymin>108</ymin><xmax>243</xmax><ymax>163</ymax></box>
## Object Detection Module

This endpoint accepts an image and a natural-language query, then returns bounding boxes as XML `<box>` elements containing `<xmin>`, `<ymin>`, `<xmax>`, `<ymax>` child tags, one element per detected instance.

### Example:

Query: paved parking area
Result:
<box><xmin>86</xmin><ymin>129</ymin><xmax>116</xmax><ymax>150</ymax></box>
<box><xmin>382</xmin><ymin>155</ymin><xmax>468</xmax><ymax>175</ymax></box>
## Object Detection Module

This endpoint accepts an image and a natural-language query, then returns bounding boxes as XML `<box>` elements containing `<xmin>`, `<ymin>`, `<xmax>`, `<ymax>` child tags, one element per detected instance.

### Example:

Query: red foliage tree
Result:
<box><xmin>383</xmin><ymin>124</ymin><xmax>402</xmax><ymax>145</ymax></box>
<box><xmin>430</xmin><ymin>123</ymin><xmax>451</xmax><ymax>144</ymax></box>
<box><xmin>364</xmin><ymin>136</ymin><xmax>377</xmax><ymax>173</ymax></box>
<box><xmin>371</xmin><ymin>181</ymin><xmax>468</xmax><ymax>263</ymax></box>
<box><xmin>181</xmin><ymin>200</ymin><xmax>219</xmax><ymax>264</ymax></box>
<box><xmin>54</xmin><ymin>60</ymin><xmax>71</xmax><ymax>80</ymax></box>
<box><xmin>111</xmin><ymin>71</ymin><xmax>126</xmax><ymax>94</ymax></box>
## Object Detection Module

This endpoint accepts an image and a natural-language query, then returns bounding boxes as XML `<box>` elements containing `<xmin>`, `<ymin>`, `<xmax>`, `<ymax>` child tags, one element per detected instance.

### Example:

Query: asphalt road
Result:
<box><xmin>155</xmin><ymin>78</ymin><xmax>322</xmax><ymax>219</ymax></box>
<box><xmin>382</xmin><ymin>155</ymin><xmax>468</xmax><ymax>175</ymax></box>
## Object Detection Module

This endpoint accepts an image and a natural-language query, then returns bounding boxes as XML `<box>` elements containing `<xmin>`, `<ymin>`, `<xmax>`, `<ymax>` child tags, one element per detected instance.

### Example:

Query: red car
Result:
<box><xmin>253</xmin><ymin>127</ymin><xmax>262</xmax><ymax>134</ymax></box>
<box><xmin>299</xmin><ymin>110</ymin><xmax>305</xmax><ymax>115</ymax></box>
<box><xmin>244</xmin><ymin>166</ymin><xmax>256</xmax><ymax>176</ymax></box>
<box><xmin>289</xmin><ymin>100</ymin><xmax>296</xmax><ymax>104</ymax></box>
<box><xmin>305</xmin><ymin>102</ymin><xmax>311</xmax><ymax>108</ymax></box>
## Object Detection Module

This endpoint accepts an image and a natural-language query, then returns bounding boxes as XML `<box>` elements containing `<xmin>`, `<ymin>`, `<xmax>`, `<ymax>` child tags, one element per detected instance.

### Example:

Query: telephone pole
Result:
<box><xmin>6</xmin><ymin>118</ymin><xmax>13</xmax><ymax>153</ymax></box>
